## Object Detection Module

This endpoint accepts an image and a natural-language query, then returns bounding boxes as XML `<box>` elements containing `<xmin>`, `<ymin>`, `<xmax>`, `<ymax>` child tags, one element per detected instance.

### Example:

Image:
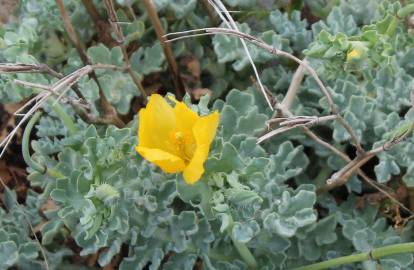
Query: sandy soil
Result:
<box><xmin>0</xmin><ymin>0</ymin><xmax>18</xmax><ymax>24</ymax></box>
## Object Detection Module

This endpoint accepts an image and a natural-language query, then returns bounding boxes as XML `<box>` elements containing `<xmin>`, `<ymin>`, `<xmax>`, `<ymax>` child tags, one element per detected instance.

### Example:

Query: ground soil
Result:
<box><xmin>0</xmin><ymin>0</ymin><xmax>18</xmax><ymax>24</ymax></box>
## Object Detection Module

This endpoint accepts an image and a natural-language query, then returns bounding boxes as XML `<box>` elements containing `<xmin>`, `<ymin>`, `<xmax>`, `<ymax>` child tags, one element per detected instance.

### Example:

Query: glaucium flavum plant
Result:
<box><xmin>135</xmin><ymin>94</ymin><xmax>220</xmax><ymax>184</ymax></box>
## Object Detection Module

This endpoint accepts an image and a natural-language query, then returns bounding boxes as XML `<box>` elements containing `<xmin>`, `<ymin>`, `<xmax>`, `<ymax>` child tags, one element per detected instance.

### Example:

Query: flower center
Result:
<box><xmin>174</xmin><ymin>131</ymin><xmax>185</xmax><ymax>142</ymax></box>
<box><xmin>169</xmin><ymin>131</ymin><xmax>194</xmax><ymax>162</ymax></box>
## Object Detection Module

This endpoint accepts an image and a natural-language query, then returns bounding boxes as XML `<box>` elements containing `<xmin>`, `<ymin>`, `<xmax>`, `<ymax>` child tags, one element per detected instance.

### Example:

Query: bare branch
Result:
<box><xmin>104</xmin><ymin>0</ymin><xmax>147</xmax><ymax>99</ymax></box>
<box><xmin>250</xmin><ymin>72</ymin><xmax>412</xmax><ymax>214</ymax></box>
<box><xmin>0</xmin><ymin>63</ymin><xmax>86</xmax><ymax>100</ymax></box>
<box><xmin>142</xmin><ymin>0</ymin><xmax>186</xmax><ymax>99</ymax></box>
<box><xmin>281</xmin><ymin>60</ymin><xmax>307</xmax><ymax>110</ymax></box>
<box><xmin>55</xmin><ymin>0</ymin><xmax>88</xmax><ymax>63</ymax></box>
<box><xmin>307</xmin><ymin>129</ymin><xmax>413</xmax><ymax>214</ymax></box>
<box><xmin>0</xmin><ymin>64</ymin><xmax>125</xmax><ymax>158</ymax></box>
<box><xmin>55</xmin><ymin>0</ymin><xmax>124</xmax><ymax>127</ymax></box>
<box><xmin>258</xmin><ymin>115</ymin><xmax>339</xmax><ymax>143</ymax></box>
<box><xmin>280</xmin><ymin>115</ymin><xmax>338</xmax><ymax>127</ymax></box>
<box><xmin>208</xmin><ymin>0</ymin><xmax>274</xmax><ymax>111</ymax></box>
<box><xmin>165</xmin><ymin>27</ymin><xmax>335</xmax><ymax>112</ymax></box>
<box><xmin>325</xmin><ymin>125</ymin><xmax>414</xmax><ymax>190</ymax></box>
<box><xmin>202</xmin><ymin>0</ymin><xmax>219</xmax><ymax>25</ymax></box>
<box><xmin>81</xmin><ymin>0</ymin><xmax>101</xmax><ymax>26</ymax></box>
<box><xmin>0</xmin><ymin>63</ymin><xmax>59</xmax><ymax>77</ymax></box>
<box><xmin>166</xmin><ymin>26</ymin><xmax>365</xmax><ymax>155</ymax></box>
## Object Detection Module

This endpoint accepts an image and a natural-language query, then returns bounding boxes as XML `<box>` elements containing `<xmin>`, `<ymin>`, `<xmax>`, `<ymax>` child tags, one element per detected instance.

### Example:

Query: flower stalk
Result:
<box><xmin>22</xmin><ymin>111</ymin><xmax>65</xmax><ymax>179</ymax></box>
<box><xmin>290</xmin><ymin>242</ymin><xmax>414</xmax><ymax>270</ymax></box>
<box><xmin>22</xmin><ymin>112</ymin><xmax>46</xmax><ymax>173</ymax></box>
<box><xmin>226</xmin><ymin>215</ymin><xmax>258</xmax><ymax>269</ymax></box>
<box><xmin>48</xmin><ymin>100</ymin><xmax>79</xmax><ymax>136</ymax></box>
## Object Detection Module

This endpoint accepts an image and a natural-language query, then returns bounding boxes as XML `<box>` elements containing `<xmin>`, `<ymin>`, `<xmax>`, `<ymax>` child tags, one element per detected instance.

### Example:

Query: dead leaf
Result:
<box><xmin>192</xmin><ymin>88</ymin><xmax>212</xmax><ymax>100</ymax></box>
<box><xmin>0</xmin><ymin>0</ymin><xmax>18</xmax><ymax>24</ymax></box>
<box><xmin>181</xmin><ymin>55</ymin><xmax>201</xmax><ymax>79</ymax></box>
<box><xmin>0</xmin><ymin>160</ymin><xmax>13</xmax><ymax>189</ymax></box>
<box><xmin>41</xmin><ymin>199</ymin><xmax>59</xmax><ymax>213</ymax></box>
<box><xmin>102</xmin><ymin>252</ymin><xmax>122</xmax><ymax>270</ymax></box>
<box><xmin>86</xmin><ymin>252</ymin><xmax>99</xmax><ymax>267</ymax></box>
<box><xmin>0</xmin><ymin>103</ymin><xmax>24</xmax><ymax>143</ymax></box>
<box><xmin>179</xmin><ymin>55</ymin><xmax>202</xmax><ymax>89</ymax></box>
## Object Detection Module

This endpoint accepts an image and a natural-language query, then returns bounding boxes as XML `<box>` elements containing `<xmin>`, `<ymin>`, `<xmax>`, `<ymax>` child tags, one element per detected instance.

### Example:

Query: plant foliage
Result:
<box><xmin>1</xmin><ymin>0</ymin><xmax>414</xmax><ymax>269</ymax></box>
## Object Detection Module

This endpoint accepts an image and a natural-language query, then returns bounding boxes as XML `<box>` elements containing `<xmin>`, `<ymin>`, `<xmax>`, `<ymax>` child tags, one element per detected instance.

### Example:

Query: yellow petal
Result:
<box><xmin>183</xmin><ymin>111</ymin><xmax>220</xmax><ymax>184</ymax></box>
<box><xmin>138</xmin><ymin>94</ymin><xmax>177</xmax><ymax>153</ymax></box>
<box><xmin>174</xmin><ymin>101</ymin><xmax>199</xmax><ymax>133</ymax></box>
<box><xmin>193</xmin><ymin>111</ymin><xmax>220</xmax><ymax>146</ymax></box>
<box><xmin>136</xmin><ymin>146</ymin><xmax>185</xmax><ymax>173</ymax></box>
<box><xmin>183</xmin><ymin>145</ymin><xmax>209</xmax><ymax>184</ymax></box>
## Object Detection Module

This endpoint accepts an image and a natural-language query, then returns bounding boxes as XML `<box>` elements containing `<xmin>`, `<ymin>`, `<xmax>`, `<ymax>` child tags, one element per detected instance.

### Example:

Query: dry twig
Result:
<box><xmin>325</xmin><ymin>124</ymin><xmax>414</xmax><ymax>190</ymax></box>
<box><xmin>142</xmin><ymin>0</ymin><xmax>186</xmax><ymax>99</ymax></box>
<box><xmin>56</xmin><ymin>0</ymin><xmax>124</xmax><ymax>127</ymax></box>
<box><xmin>0</xmin><ymin>63</ymin><xmax>85</xmax><ymax>100</ymax></box>
<box><xmin>253</xmin><ymin>79</ymin><xmax>413</xmax><ymax>215</ymax></box>
<box><xmin>0</xmin><ymin>64</ymin><xmax>123</xmax><ymax>159</ymax></box>
<box><xmin>208</xmin><ymin>0</ymin><xmax>273</xmax><ymax>111</ymax></box>
<box><xmin>258</xmin><ymin>115</ymin><xmax>338</xmax><ymax>143</ymax></box>
<box><xmin>164</xmin><ymin>13</ymin><xmax>412</xmax><ymax>214</ymax></box>
<box><xmin>281</xmin><ymin>60</ymin><xmax>307</xmax><ymax>110</ymax></box>
<box><xmin>166</xmin><ymin>27</ymin><xmax>364</xmax><ymax>153</ymax></box>
<box><xmin>104</xmin><ymin>0</ymin><xmax>147</xmax><ymax>99</ymax></box>
<box><xmin>202</xmin><ymin>0</ymin><xmax>220</xmax><ymax>25</ymax></box>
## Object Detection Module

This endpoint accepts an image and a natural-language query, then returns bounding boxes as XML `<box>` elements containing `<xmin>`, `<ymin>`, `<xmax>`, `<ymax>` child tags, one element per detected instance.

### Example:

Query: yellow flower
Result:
<box><xmin>346</xmin><ymin>48</ymin><xmax>362</xmax><ymax>62</ymax></box>
<box><xmin>136</xmin><ymin>94</ymin><xmax>220</xmax><ymax>184</ymax></box>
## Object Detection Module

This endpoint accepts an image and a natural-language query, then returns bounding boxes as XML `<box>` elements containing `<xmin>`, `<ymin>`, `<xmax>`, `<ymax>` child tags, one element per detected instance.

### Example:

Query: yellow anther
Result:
<box><xmin>174</xmin><ymin>131</ymin><xmax>185</xmax><ymax>142</ymax></box>
<box><xmin>347</xmin><ymin>49</ymin><xmax>361</xmax><ymax>61</ymax></box>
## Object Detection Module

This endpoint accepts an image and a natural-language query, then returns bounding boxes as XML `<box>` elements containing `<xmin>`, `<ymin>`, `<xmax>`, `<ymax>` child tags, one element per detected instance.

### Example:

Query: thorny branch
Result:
<box><xmin>257</xmin><ymin>115</ymin><xmax>339</xmax><ymax>143</ymax></box>
<box><xmin>208</xmin><ymin>0</ymin><xmax>274</xmax><ymax>111</ymax></box>
<box><xmin>142</xmin><ymin>0</ymin><xmax>186</xmax><ymax>99</ymax></box>
<box><xmin>202</xmin><ymin>0</ymin><xmax>220</xmax><ymax>25</ymax></box>
<box><xmin>81</xmin><ymin>0</ymin><xmax>117</xmax><ymax>47</ymax></box>
<box><xmin>55</xmin><ymin>0</ymin><xmax>124</xmax><ymax>127</ymax></box>
<box><xmin>254</xmin><ymin>80</ymin><xmax>413</xmax><ymax>215</ymax></box>
<box><xmin>0</xmin><ymin>63</ymin><xmax>85</xmax><ymax>100</ymax></box>
<box><xmin>167</xmin><ymin>4</ymin><xmax>410</xmax><ymax>213</ymax></box>
<box><xmin>324</xmin><ymin>124</ymin><xmax>414</xmax><ymax>191</ymax></box>
<box><xmin>281</xmin><ymin>60</ymin><xmax>307</xmax><ymax>110</ymax></box>
<box><xmin>0</xmin><ymin>64</ymin><xmax>125</xmax><ymax>159</ymax></box>
<box><xmin>165</xmin><ymin>27</ymin><xmax>364</xmax><ymax>154</ymax></box>
<box><xmin>104</xmin><ymin>0</ymin><xmax>147</xmax><ymax>99</ymax></box>
<box><xmin>0</xmin><ymin>63</ymin><xmax>128</xmax><ymax>126</ymax></box>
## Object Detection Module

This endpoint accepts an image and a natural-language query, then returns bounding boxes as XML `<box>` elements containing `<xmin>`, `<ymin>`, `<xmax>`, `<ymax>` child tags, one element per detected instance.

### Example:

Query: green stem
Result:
<box><xmin>47</xmin><ymin>100</ymin><xmax>79</xmax><ymax>136</ymax></box>
<box><xmin>371</xmin><ymin>242</ymin><xmax>414</xmax><ymax>258</ymax></box>
<box><xmin>227</xmin><ymin>215</ymin><xmax>258</xmax><ymax>269</ymax></box>
<box><xmin>397</xmin><ymin>3</ymin><xmax>414</xmax><ymax>19</ymax></box>
<box><xmin>23</xmin><ymin>112</ymin><xmax>46</xmax><ymax>173</ymax></box>
<box><xmin>231</xmin><ymin>237</ymin><xmax>258</xmax><ymax>269</ymax></box>
<box><xmin>289</xmin><ymin>242</ymin><xmax>414</xmax><ymax>270</ymax></box>
<box><xmin>31</xmin><ymin>88</ymin><xmax>78</xmax><ymax>136</ymax></box>
<box><xmin>22</xmin><ymin>111</ymin><xmax>65</xmax><ymax>179</ymax></box>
